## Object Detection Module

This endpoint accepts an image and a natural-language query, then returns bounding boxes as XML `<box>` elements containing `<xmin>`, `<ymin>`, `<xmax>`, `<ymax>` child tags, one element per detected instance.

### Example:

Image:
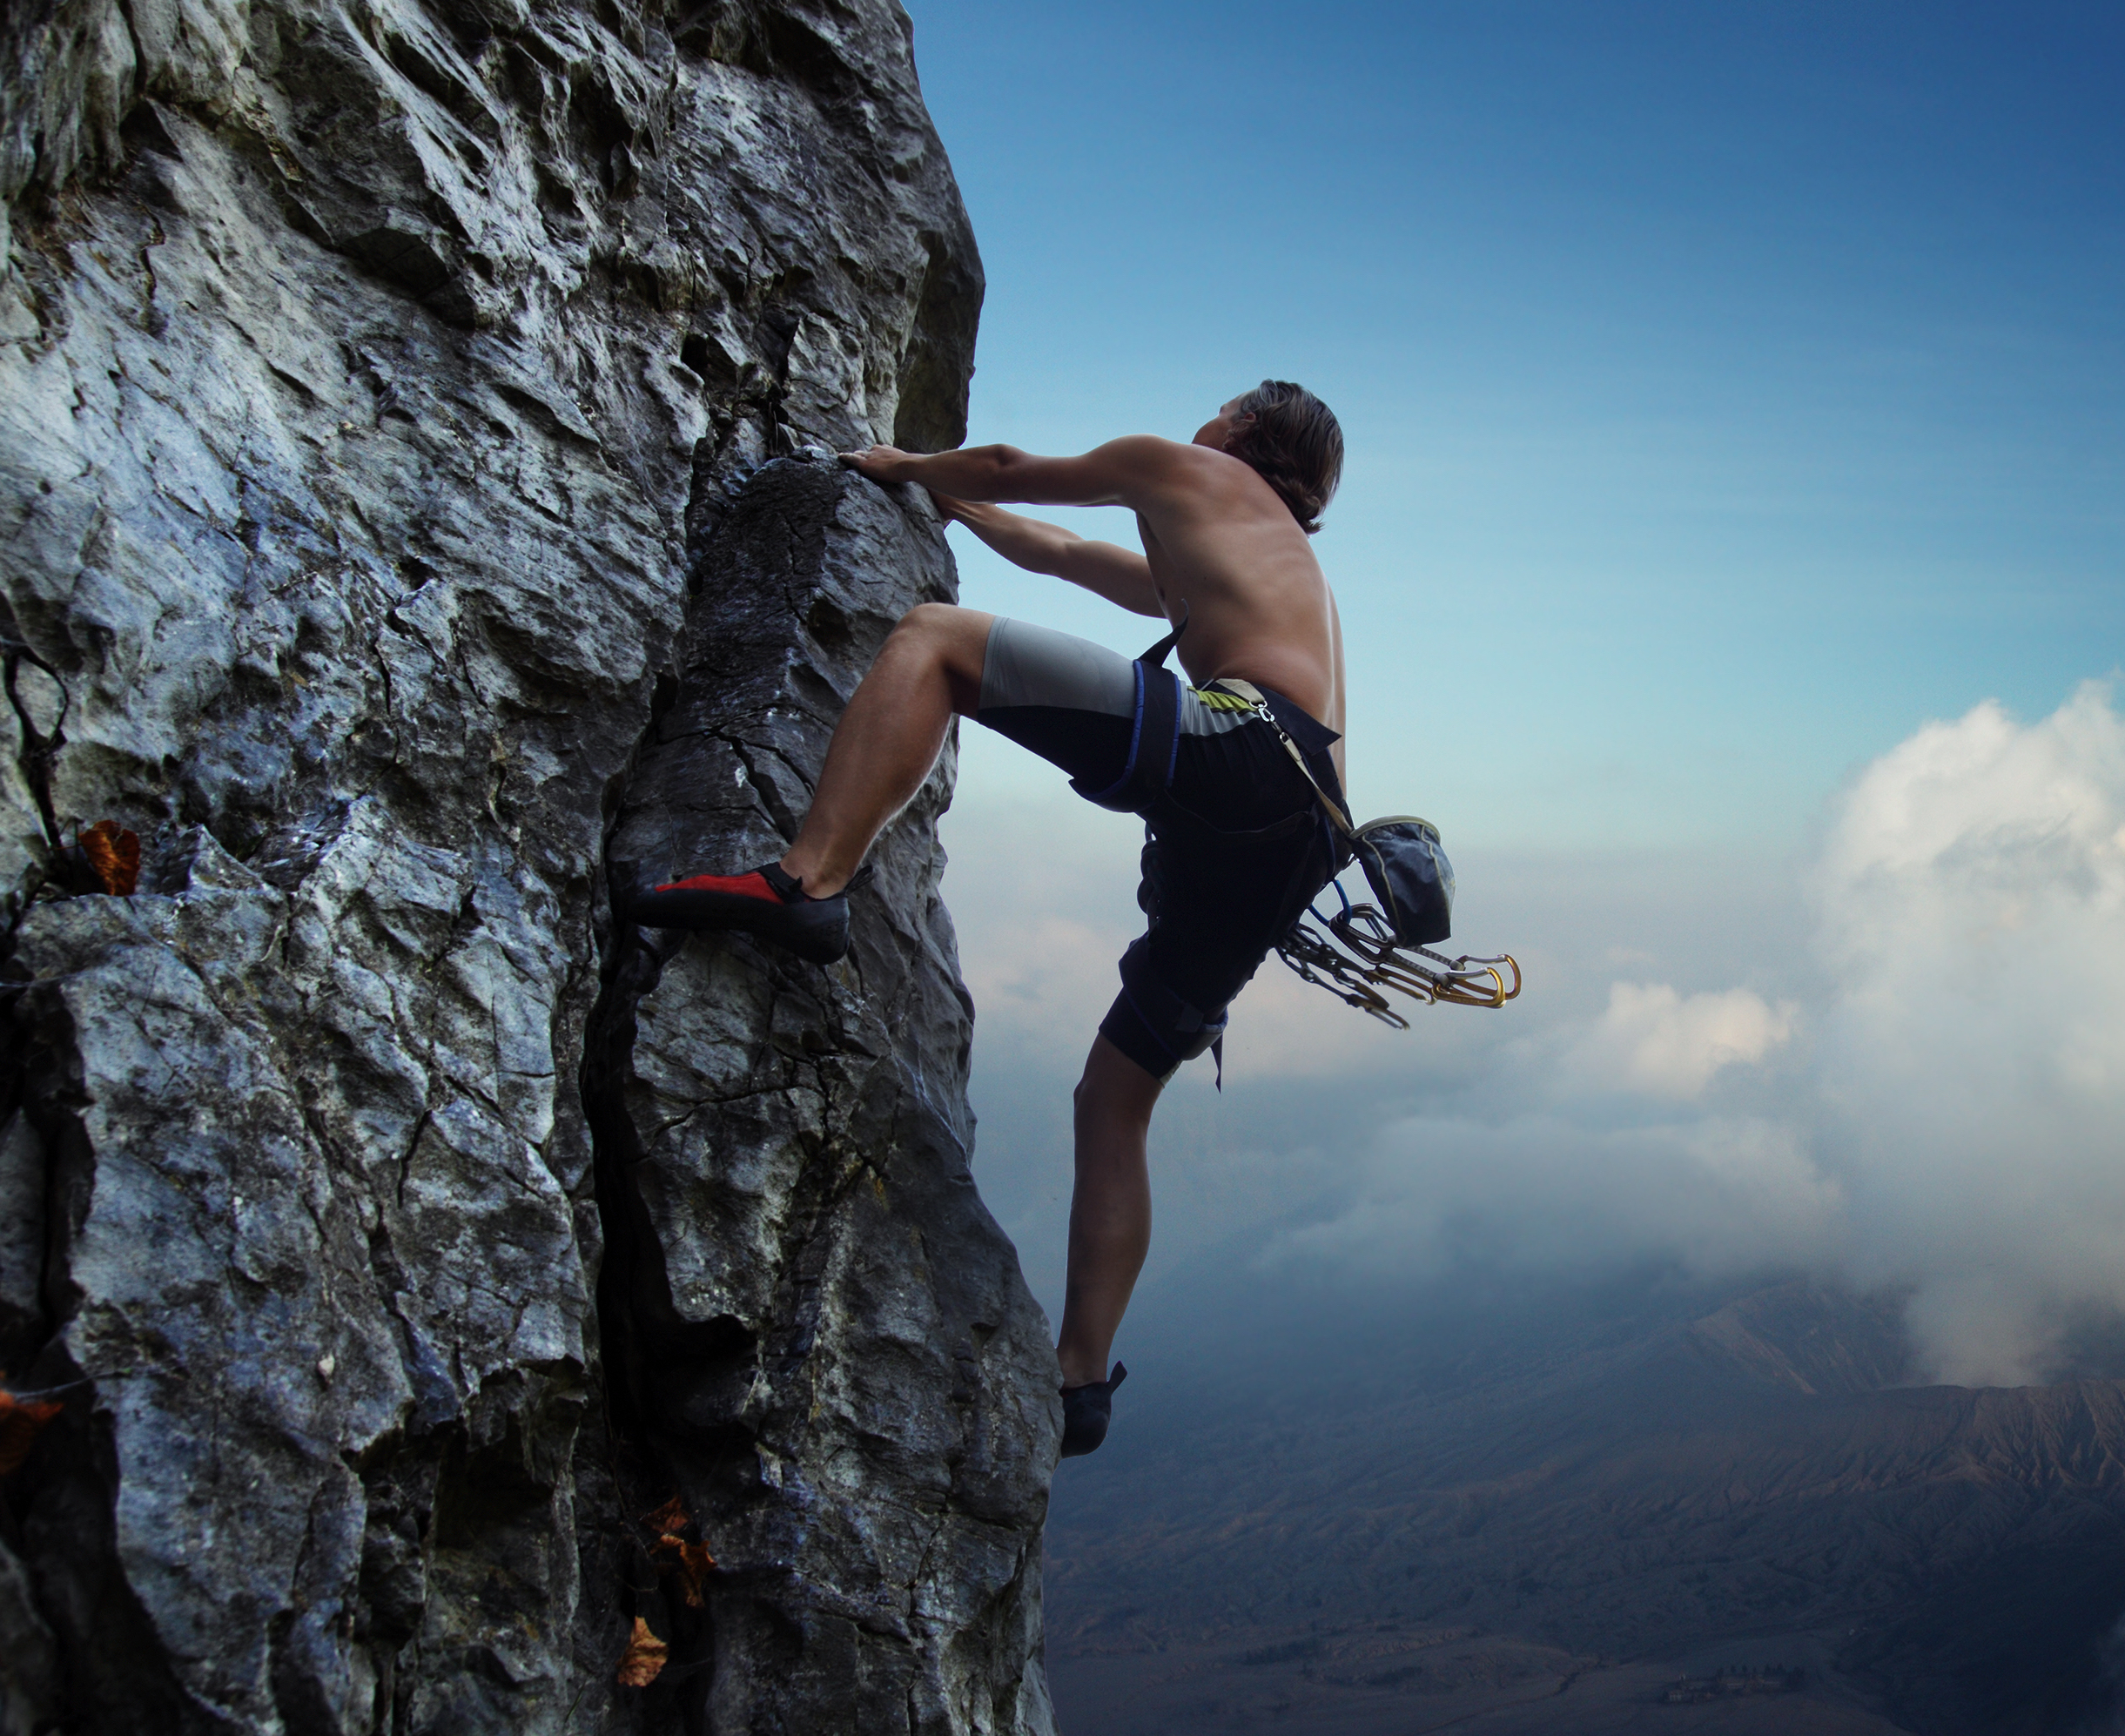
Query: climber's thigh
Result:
<box><xmin>969</xmin><ymin>617</ymin><xmax>1137</xmax><ymax>789</ymax></box>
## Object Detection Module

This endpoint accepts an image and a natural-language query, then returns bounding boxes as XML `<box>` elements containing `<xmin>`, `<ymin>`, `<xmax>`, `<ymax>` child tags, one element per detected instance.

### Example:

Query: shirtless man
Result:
<box><xmin>631</xmin><ymin>380</ymin><xmax>1349</xmax><ymax>1457</ymax></box>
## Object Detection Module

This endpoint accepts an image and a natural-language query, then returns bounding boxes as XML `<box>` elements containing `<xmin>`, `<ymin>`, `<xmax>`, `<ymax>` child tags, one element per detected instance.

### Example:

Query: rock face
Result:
<box><xmin>0</xmin><ymin>0</ymin><xmax>1059</xmax><ymax>1730</ymax></box>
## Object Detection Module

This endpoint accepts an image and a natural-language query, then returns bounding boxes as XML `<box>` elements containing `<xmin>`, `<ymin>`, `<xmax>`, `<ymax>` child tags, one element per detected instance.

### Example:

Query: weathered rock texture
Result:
<box><xmin>0</xmin><ymin>0</ymin><xmax>1060</xmax><ymax>1729</ymax></box>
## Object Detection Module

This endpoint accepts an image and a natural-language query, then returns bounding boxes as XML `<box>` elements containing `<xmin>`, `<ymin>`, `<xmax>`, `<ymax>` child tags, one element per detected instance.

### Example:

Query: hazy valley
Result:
<box><xmin>1044</xmin><ymin>1272</ymin><xmax>2125</xmax><ymax>1735</ymax></box>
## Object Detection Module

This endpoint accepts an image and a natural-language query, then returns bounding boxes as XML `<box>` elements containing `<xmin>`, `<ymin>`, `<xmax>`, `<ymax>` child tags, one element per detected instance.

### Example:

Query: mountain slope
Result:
<box><xmin>1046</xmin><ymin>1276</ymin><xmax>2125</xmax><ymax>1735</ymax></box>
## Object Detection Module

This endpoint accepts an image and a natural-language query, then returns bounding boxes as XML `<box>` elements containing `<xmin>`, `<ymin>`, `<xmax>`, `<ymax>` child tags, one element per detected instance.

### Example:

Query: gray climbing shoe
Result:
<box><xmin>1060</xmin><ymin>1363</ymin><xmax>1127</xmax><ymax>1458</ymax></box>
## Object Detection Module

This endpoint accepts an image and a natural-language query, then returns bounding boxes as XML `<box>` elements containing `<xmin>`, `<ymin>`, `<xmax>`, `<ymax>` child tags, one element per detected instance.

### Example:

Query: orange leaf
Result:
<box><xmin>652</xmin><ymin>1532</ymin><xmax>716</xmax><ymax>1607</ymax></box>
<box><xmin>615</xmin><ymin>1616</ymin><xmax>669</xmax><ymax>1688</ymax></box>
<box><xmin>642</xmin><ymin>1494</ymin><xmax>716</xmax><ymax>1607</ymax></box>
<box><xmin>0</xmin><ymin>1389</ymin><xmax>63</xmax><ymax>1476</ymax></box>
<box><xmin>77</xmin><ymin>821</ymin><xmax>140</xmax><ymax>896</ymax></box>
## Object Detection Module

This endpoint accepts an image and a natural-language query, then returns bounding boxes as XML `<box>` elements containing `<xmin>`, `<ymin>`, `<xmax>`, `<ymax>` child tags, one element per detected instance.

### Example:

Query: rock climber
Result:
<box><xmin>630</xmin><ymin>381</ymin><xmax>1349</xmax><ymax>1457</ymax></box>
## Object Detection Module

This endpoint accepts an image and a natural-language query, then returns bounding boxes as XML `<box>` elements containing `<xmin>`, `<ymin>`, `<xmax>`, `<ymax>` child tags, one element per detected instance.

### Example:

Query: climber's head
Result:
<box><xmin>1193</xmin><ymin>380</ymin><xmax>1344</xmax><ymax>535</ymax></box>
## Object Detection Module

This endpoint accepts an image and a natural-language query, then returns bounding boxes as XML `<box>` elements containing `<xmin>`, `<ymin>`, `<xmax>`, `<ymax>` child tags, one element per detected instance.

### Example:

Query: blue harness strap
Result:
<box><xmin>1081</xmin><ymin>606</ymin><xmax>1189</xmax><ymax>816</ymax></box>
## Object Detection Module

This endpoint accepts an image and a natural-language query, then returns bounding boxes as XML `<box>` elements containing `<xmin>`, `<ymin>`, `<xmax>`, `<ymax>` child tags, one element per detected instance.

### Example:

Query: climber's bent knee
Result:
<box><xmin>894</xmin><ymin>600</ymin><xmax>958</xmax><ymax>637</ymax></box>
<box><xmin>886</xmin><ymin>602</ymin><xmax>993</xmax><ymax>714</ymax></box>
<box><xmin>1094</xmin><ymin>938</ymin><xmax>1230</xmax><ymax>1086</ymax></box>
<box><xmin>1073</xmin><ymin>1033</ymin><xmax>1167</xmax><ymax>1120</ymax></box>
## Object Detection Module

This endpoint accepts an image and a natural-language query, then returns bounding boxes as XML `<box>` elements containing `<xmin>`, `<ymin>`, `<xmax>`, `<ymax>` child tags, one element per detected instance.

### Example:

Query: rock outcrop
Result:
<box><xmin>0</xmin><ymin>0</ymin><xmax>1059</xmax><ymax>1729</ymax></box>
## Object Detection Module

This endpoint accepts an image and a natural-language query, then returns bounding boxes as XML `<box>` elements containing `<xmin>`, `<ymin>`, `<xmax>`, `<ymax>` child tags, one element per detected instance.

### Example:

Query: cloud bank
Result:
<box><xmin>1277</xmin><ymin>683</ymin><xmax>2125</xmax><ymax>1385</ymax></box>
<box><xmin>1812</xmin><ymin>683</ymin><xmax>2125</xmax><ymax>1383</ymax></box>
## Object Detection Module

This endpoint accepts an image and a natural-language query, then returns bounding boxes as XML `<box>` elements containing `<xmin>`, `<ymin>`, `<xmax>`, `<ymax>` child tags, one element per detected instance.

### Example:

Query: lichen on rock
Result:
<box><xmin>0</xmin><ymin>0</ymin><xmax>1058</xmax><ymax>1729</ymax></box>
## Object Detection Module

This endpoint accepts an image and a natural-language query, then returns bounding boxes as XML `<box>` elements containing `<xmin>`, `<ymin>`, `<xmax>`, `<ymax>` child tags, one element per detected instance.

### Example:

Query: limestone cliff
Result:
<box><xmin>0</xmin><ymin>0</ymin><xmax>1059</xmax><ymax>1730</ymax></box>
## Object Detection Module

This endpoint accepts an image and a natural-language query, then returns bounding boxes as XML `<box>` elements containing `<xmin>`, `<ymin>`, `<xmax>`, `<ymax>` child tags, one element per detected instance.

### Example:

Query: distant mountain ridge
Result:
<box><xmin>1689</xmin><ymin>1282</ymin><xmax>1913</xmax><ymax>1395</ymax></box>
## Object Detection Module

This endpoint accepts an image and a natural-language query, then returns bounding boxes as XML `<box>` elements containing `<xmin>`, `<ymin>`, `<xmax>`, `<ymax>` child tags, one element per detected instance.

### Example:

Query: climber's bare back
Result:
<box><xmin>838</xmin><ymin>398</ymin><xmax>1346</xmax><ymax>739</ymax></box>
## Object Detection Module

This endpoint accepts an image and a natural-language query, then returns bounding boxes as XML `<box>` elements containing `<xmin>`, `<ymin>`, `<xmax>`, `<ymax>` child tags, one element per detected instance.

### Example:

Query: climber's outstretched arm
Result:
<box><xmin>931</xmin><ymin>495</ymin><xmax>1162</xmax><ymax>618</ymax></box>
<box><xmin>841</xmin><ymin>436</ymin><xmax>1172</xmax><ymax>511</ymax></box>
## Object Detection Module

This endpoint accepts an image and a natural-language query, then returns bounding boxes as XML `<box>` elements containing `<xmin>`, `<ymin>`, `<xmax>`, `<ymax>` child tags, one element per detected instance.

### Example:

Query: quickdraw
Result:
<box><xmin>1275</xmin><ymin>882</ymin><xmax>1521</xmax><ymax>1025</ymax></box>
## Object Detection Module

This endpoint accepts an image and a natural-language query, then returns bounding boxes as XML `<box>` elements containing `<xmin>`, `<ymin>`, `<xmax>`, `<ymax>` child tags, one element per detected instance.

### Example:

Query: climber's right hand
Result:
<box><xmin>838</xmin><ymin>444</ymin><xmax>911</xmax><ymax>482</ymax></box>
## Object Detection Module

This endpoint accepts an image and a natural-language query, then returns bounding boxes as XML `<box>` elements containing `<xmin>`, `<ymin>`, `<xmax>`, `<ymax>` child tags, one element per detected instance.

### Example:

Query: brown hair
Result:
<box><xmin>1226</xmin><ymin>380</ymin><xmax>1343</xmax><ymax>535</ymax></box>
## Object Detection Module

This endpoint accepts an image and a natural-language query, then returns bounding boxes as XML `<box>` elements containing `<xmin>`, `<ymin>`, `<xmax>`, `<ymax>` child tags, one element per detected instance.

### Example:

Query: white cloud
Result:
<box><xmin>960</xmin><ymin>912</ymin><xmax>1122</xmax><ymax>1052</ymax></box>
<box><xmin>1264</xmin><ymin>683</ymin><xmax>2125</xmax><ymax>1388</ymax></box>
<box><xmin>1277</xmin><ymin>1113</ymin><xmax>1845</xmax><ymax>1282</ymax></box>
<box><xmin>1807</xmin><ymin>681</ymin><xmax>2125</xmax><ymax>1384</ymax></box>
<box><xmin>1567</xmin><ymin>981</ymin><xmax>1795</xmax><ymax>1099</ymax></box>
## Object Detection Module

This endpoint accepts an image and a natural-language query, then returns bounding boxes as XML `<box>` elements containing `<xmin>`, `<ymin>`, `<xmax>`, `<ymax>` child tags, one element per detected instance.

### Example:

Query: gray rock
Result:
<box><xmin>588</xmin><ymin>456</ymin><xmax>1057</xmax><ymax>1736</ymax></box>
<box><xmin>0</xmin><ymin>0</ymin><xmax>1059</xmax><ymax>1729</ymax></box>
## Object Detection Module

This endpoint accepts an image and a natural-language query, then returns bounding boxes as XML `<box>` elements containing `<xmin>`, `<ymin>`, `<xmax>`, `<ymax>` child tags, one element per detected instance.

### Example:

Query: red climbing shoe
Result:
<box><xmin>629</xmin><ymin>861</ymin><xmax>852</xmax><ymax>964</ymax></box>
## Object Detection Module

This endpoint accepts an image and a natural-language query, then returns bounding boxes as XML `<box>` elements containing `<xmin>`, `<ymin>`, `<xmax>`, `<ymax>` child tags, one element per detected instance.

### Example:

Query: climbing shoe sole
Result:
<box><xmin>629</xmin><ymin>868</ymin><xmax>851</xmax><ymax>965</ymax></box>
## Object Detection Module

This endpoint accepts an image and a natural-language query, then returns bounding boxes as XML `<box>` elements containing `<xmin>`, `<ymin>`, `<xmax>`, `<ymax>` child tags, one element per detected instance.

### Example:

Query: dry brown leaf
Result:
<box><xmin>0</xmin><ymin>1389</ymin><xmax>63</xmax><ymax>1476</ymax></box>
<box><xmin>652</xmin><ymin>1533</ymin><xmax>716</xmax><ymax>1608</ymax></box>
<box><xmin>642</xmin><ymin>1496</ymin><xmax>687</xmax><ymax>1535</ymax></box>
<box><xmin>77</xmin><ymin>820</ymin><xmax>140</xmax><ymax>896</ymax></box>
<box><xmin>615</xmin><ymin>1616</ymin><xmax>669</xmax><ymax>1688</ymax></box>
<box><xmin>642</xmin><ymin>1494</ymin><xmax>716</xmax><ymax>1607</ymax></box>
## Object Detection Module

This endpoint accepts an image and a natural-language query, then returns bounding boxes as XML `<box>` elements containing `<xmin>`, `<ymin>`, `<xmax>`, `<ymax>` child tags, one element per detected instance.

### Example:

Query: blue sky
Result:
<box><xmin>905</xmin><ymin>0</ymin><xmax>2123</xmax><ymax>849</ymax></box>
<box><xmin>898</xmin><ymin>2</ymin><xmax>2125</xmax><ymax>1378</ymax></box>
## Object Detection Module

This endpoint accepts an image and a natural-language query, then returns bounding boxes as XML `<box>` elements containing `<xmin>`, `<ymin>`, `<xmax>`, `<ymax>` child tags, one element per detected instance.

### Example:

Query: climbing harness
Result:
<box><xmin>1207</xmin><ymin>676</ymin><xmax>1523</xmax><ymax>1024</ymax></box>
<box><xmin>1085</xmin><ymin>602</ymin><xmax>1523</xmax><ymax>1029</ymax></box>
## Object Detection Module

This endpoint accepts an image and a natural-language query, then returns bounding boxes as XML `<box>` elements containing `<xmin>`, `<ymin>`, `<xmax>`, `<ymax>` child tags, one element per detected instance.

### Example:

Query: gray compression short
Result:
<box><xmin>978</xmin><ymin>616</ymin><xmax>1254</xmax><ymax>740</ymax></box>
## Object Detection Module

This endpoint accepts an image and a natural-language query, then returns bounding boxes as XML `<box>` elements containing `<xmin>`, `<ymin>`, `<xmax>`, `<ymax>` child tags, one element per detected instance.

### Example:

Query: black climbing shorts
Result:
<box><xmin>973</xmin><ymin>617</ymin><xmax>1344</xmax><ymax>1083</ymax></box>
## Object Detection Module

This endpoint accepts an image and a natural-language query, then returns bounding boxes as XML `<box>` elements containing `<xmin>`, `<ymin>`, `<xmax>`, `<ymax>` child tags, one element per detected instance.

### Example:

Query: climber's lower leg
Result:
<box><xmin>1056</xmin><ymin>1033</ymin><xmax>1165</xmax><ymax>1390</ymax></box>
<box><xmin>630</xmin><ymin>603</ymin><xmax>991</xmax><ymax>953</ymax></box>
<box><xmin>779</xmin><ymin>602</ymin><xmax>993</xmax><ymax>897</ymax></box>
